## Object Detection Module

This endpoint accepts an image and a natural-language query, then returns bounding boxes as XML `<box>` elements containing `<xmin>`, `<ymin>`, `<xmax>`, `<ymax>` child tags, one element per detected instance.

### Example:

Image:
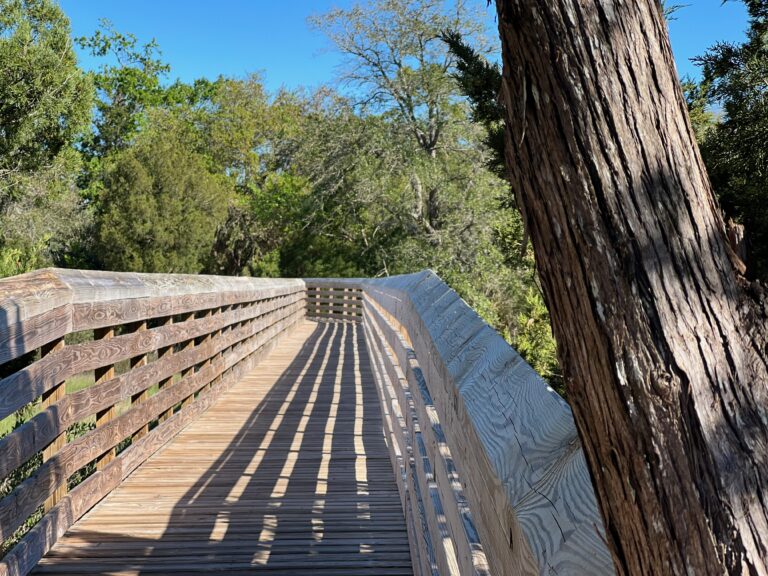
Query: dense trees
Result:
<box><xmin>95</xmin><ymin>112</ymin><xmax>231</xmax><ymax>272</ymax></box>
<box><xmin>0</xmin><ymin>0</ymin><xmax>92</xmax><ymax>276</ymax></box>
<box><xmin>0</xmin><ymin>0</ymin><xmax>92</xmax><ymax>172</ymax></box>
<box><xmin>1</xmin><ymin>0</ymin><xmax>765</xmax><ymax>413</ymax></box>
<box><xmin>495</xmin><ymin>1</ymin><xmax>768</xmax><ymax>575</ymax></box>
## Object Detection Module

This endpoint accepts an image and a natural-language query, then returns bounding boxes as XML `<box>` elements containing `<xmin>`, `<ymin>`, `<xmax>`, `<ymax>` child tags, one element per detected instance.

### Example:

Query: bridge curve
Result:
<box><xmin>0</xmin><ymin>269</ymin><xmax>613</xmax><ymax>575</ymax></box>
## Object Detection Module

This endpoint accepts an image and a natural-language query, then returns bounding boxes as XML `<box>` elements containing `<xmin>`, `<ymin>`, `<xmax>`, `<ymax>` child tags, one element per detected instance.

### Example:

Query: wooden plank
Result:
<box><xmin>366</xmin><ymin>299</ymin><xmax>489</xmax><ymax>575</ymax></box>
<box><xmin>0</xmin><ymin>294</ymin><xmax>303</xmax><ymax>422</ymax></box>
<box><xmin>364</xmin><ymin>314</ymin><xmax>438</xmax><ymax>576</ymax></box>
<box><xmin>0</xmin><ymin>302</ymin><xmax>304</xmax><ymax>482</ymax></box>
<box><xmin>0</xmin><ymin>305</ymin><xmax>305</xmax><ymax>543</ymax></box>
<box><xmin>126</xmin><ymin>321</ymin><xmax>149</xmax><ymax>441</ymax></box>
<box><xmin>308</xmin><ymin>311</ymin><xmax>363</xmax><ymax>322</ymax></box>
<box><xmin>0</xmin><ymin>270</ymin><xmax>72</xmax><ymax>367</ymax></box>
<box><xmin>365</xmin><ymin>304</ymin><xmax>461</xmax><ymax>576</ymax></box>
<box><xmin>40</xmin><ymin>338</ymin><xmax>67</xmax><ymax>513</ymax></box>
<box><xmin>94</xmin><ymin>327</ymin><xmax>116</xmax><ymax>471</ymax></box>
<box><xmin>179</xmin><ymin>312</ymin><xmax>198</xmax><ymax>409</ymax></box>
<box><xmin>156</xmin><ymin>317</ymin><xmax>174</xmax><ymax>422</ymax></box>
<box><xmin>195</xmin><ymin>309</ymin><xmax>214</xmax><ymax>394</ymax></box>
<box><xmin>0</xmin><ymin>268</ymin><xmax>304</xmax><ymax>368</ymax></box>
<box><xmin>307</xmin><ymin>295</ymin><xmax>363</xmax><ymax>304</ymax></box>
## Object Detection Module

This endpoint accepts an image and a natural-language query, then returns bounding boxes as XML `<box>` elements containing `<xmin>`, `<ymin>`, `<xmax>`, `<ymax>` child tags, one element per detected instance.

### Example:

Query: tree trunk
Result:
<box><xmin>494</xmin><ymin>1</ymin><xmax>768</xmax><ymax>574</ymax></box>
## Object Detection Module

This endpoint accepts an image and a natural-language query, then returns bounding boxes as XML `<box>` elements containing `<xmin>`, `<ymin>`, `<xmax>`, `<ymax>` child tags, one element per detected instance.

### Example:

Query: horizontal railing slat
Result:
<box><xmin>0</xmin><ymin>293</ymin><xmax>302</xmax><ymax>422</ymax></box>
<box><xmin>0</xmin><ymin>300</ymin><xmax>303</xmax><ymax>481</ymax></box>
<box><xmin>0</xmin><ymin>301</ymin><xmax>304</xmax><ymax>542</ymax></box>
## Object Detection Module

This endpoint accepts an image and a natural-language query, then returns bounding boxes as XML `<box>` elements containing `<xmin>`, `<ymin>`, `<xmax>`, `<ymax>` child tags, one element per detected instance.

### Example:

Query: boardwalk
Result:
<box><xmin>32</xmin><ymin>321</ymin><xmax>412</xmax><ymax>575</ymax></box>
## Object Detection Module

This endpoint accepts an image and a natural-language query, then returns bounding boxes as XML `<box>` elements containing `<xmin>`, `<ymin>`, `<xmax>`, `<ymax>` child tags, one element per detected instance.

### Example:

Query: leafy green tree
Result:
<box><xmin>440</xmin><ymin>30</ymin><xmax>505</xmax><ymax>177</ymax></box>
<box><xmin>0</xmin><ymin>0</ymin><xmax>92</xmax><ymax>277</ymax></box>
<box><xmin>95</xmin><ymin>110</ymin><xmax>231</xmax><ymax>273</ymax></box>
<box><xmin>0</xmin><ymin>0</ymin><xmax>92</xmax><ymax>174</ymax></box>
<box><xmin>77</xmin><ymin>21</ymin><xmax>171</xmax><ymax>156</ymax></box>
<box><xmin>0</xmin><ymin>149</ymin><xmax>91</xmax><ymax>277</ymax></box>
<box><xmin>77</xmin><ymin>21</ymin><xmax>215</xmax><ymax>159</ymax></box>
<box><xmin>694</xmin><ymin>0</ymin><xmax>768</xmax><ymax>280</ymax></box>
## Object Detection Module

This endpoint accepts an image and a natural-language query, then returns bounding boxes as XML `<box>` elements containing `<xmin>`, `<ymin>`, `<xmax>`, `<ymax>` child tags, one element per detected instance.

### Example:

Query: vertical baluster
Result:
<box><xmin>211</xmin><ymin>306</ymin><xmax>227</xmax><ymax>389</ymax></box>
<box><xmin>94</xmin><ymin>327</ymin><xmax>116</xmax><ymax>471</ymax></box>
<box><xmin>194</xmin><ymin>309</ymin><xmax>214</xmax><ymax>394</ymax></box>
<box><xmin>41</xmin><ymin>337</ymin><xmax>67</xmax><ymax>512</ymax></box>
<box><xmin>180</xmin><ymin>312</ymin><xmax>196</xmax><ymax>408</ymax></box>
<box><xmin>127</xmin><ymin>321</ymin><xmax>149</xmax><ymax>441</ymax></box>
<box><xmin>157</xmin><ymin>316</ymin><xmax>174</xmax><ymax>422</ymax></box>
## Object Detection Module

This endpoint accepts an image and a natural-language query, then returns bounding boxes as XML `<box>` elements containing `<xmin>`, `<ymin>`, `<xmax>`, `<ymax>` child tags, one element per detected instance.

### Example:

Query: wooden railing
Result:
<box><xmin>356</xmin><ymin>272</ymin><xmax>614</xmax><ymax>576</ymax></box>
<box><xmin>0</xmin><ymin>269</ymin><xmax>305</xmax><ymax>576</ymax></box>
<box><xmin>305</xmin><ymin>281</ymin><xmax>362</xmax><ymax>322</ymax></box>
<box><xmin>0</xmin><ymin>268</ymin><xmax>613</xmax><ymax>576</ymax></box>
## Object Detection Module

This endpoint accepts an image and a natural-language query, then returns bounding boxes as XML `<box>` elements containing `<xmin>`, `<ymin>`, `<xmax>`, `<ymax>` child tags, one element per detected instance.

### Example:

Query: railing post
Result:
<box><xmin>197</xmin><ymin>308</ymin><xmax>216</xmax><ymax>393</ymax></box>
<box><xmin>41</xmin><ymin>337</ymin><xmax>67</xmax><ymax>512</ymax></box>
<box><xmin>127</xmin><ymin>321</ymin><xmax>149</xmax><ymax>441</ymax></box>
<box><xmin>157</xmin><ymin>316</ymin><xmax>174</xmax><ymax>422</ymax></box>
<box><xmin>94</xmin><ymin>327</ymin><xmax>117</xmax><ymax>470</ymax></box>
<box><xmin>211</xmin><ymin>305</ymin><xmax>227</xmax><ymax>389</ymax></box>
<box><xmin>180</xmin><ymin>312</ymin><xmax>196</xmax><ymax>407</ymax></box>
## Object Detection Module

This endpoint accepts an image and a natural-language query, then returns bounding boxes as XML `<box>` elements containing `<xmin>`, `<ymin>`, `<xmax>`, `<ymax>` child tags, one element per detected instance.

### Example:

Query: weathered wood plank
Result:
<box><xmin>366</xmin><ymin>298</ymin><xmax>490</xmax><ymax>576</ymax></box>
<box><xmin>0</xmin><ymin>269</ymin><xmax>304</xmax><ymax>368</ymax></box>
<box><xmin>156</xmin><ymin>317</ymin><xmax>174</xmax><ymax>423</ymax></box>
<box><xmin>40</xmin><ymin>338</ymin><xmax>67</xmax><ymax>513</ymax></box>
<box><xmin>94</xmin><ymin>327</ymin><xmax>117</xmax><ymax>471</ymax></box>
<box><xmin>363</xmin><ymin>313</ymin><xmax>438</xmax><ymax>576</ymax></box>
<box><xmin>0</xmin><ymin>271</ymin><xmax>73</xmax><ymax>367</ymax></box>
<box><xmin>0</xmin><ymin>309</ymin><xmax>305</xmax><ymax>572</ymax></box>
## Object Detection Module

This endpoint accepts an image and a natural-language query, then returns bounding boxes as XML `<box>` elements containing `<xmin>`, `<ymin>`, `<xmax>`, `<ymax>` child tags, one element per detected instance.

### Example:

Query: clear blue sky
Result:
<box><xmin>59</xmin><ymin>0</ymin><xmax>751</xmax><ymax>92</ymax></box>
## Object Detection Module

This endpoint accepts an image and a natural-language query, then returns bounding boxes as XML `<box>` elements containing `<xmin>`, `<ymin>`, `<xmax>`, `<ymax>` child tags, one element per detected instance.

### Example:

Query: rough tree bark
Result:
<box><xmin>495</xmin><ymin>1</ymin><xmax>768</xmax><ymax>574</ymax></box>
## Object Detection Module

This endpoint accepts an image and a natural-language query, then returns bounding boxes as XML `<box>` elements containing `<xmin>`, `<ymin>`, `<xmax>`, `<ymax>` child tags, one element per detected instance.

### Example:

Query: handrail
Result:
<box><xmin>354</xmin><ymin>271</ymin><xmax>614</xmax><ymax>576</ymax></box>
<box><xmin>0</xmin><ymin>269</ymin><xmax>305</xmax><ymax>576</ymax></box>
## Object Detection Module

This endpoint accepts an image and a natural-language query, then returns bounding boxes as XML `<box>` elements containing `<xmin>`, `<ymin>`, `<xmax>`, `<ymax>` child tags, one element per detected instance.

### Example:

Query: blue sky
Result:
<box><xmin>59</xmin><ymin>0</ymin><xmax>751</xmax><ymax>92</ymax></box>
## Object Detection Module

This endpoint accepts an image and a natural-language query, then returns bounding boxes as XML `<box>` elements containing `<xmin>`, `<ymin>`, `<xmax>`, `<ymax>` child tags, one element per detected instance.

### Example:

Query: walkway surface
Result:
<box><xmin>33</xmin><ymin>321</ymin><xmax>412</xmax><ymax>575</ymax></box>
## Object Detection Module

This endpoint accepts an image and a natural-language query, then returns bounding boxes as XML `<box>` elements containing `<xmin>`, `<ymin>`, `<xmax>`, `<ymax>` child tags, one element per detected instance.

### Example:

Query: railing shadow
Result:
<box><xmin>32</xmin><ymin>321</ymin><xmax>411</xmax><ymax>574</ymax></box>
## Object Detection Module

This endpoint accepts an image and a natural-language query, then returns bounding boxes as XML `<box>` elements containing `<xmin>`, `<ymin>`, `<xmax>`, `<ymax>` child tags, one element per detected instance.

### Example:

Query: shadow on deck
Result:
<box><xmin>32</xmin><ymin>321</ymin><xmax>412</xmax><ymax>576</ymax></box>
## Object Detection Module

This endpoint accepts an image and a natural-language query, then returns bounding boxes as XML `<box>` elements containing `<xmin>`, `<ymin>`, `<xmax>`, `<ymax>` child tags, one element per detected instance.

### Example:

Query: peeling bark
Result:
<box><xmin>494</xmin><ymin>1</ymin><xmax>768</xmax><ymax>574</ymax></box>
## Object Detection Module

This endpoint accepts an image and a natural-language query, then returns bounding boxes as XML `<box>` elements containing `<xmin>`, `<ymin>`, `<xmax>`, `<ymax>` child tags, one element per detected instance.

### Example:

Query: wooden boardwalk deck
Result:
<box><xmin>32</xmin><ymin>321</ymin><xmax>412</xmax><ymax>576</ymax></box>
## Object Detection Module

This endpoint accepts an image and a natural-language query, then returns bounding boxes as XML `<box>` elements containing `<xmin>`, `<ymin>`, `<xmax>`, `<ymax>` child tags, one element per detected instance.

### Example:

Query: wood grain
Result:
<box><xmin>94</xmin><ymin>327</ymin><xmax>117</xmax><ymax>471</ymax></box>
<box><xmin>0</xmin><ymin>291</ymin><xmax>304</xmax><ymax>422</ymax></box>
<box><xmin>0</xmin><ymin>270</ymin><xmax>308</xmax><ymax>575</ymax></box>
<box><xmin>0</xmin><ymin>302</ymin><xmax>304</xmax><ymax>482</ymax></box>
<box><xmin>361</xmin><ymin>271</ymin><xmax>612</xmax><ymax>575</ymax></box>
<box><xmin>365</xmin><ymin>298</ymin><xmax>489</xmax><ymax>576</ymax></box>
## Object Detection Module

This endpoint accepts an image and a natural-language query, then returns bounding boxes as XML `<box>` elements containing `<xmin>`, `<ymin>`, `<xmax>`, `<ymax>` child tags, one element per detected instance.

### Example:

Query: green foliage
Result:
<box><xmin>95</xmin><ymin>111</ymin><xmax>231</xmax><ymax>273</ymax></box>
<box><xmin>0</xmin><ymin>0</ymin><xmax>566</xmax><ymax>394</ymax></box>
<box><xmin>441</xmin><ymin>29</ymin><xmax>505</xmax><ymax>177</ymax></box>
<box><xmin>0</xmin><ymin>0</ymin><xmax>92</xmax><ymax>275</ymax></box>
<box><xmin>1</xmin><ymin>148</ymin><xmax>91</xmax><ymax>275</ymax></box>
<box><xmin>77</xmin><ymin>20</ymin><xmax>171</xmax><ymax>156</ymax></box>
<box><xmin>438</xmin><ymin>24</ymin><xmax>563</xmax><ymax>390</ymax></box>
<box><xmin>692</xmin><ymin>0</ymin><xmax>768</xmax><ymax>280</ymax></box>
<box><xmin>0</xmin><ymin>0</ymin><xmax>92</xmax><ymax>173</ymax></box>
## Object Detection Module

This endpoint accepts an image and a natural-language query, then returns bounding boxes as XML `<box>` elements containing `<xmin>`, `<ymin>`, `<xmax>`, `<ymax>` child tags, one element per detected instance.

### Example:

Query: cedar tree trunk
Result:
<box><xmin>495</xmin><ymin>1</ymin><xmax>768</xmax><ymax>574</ymax></box>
